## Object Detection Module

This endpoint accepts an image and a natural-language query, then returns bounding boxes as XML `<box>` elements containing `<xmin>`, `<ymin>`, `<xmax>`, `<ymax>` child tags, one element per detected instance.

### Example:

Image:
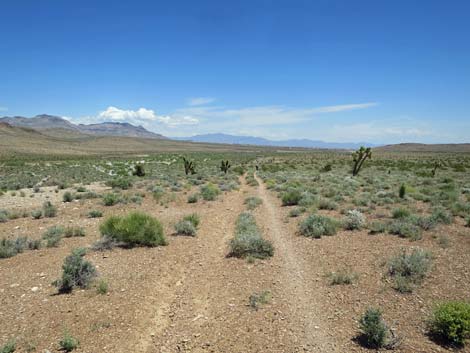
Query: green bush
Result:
<box><xmin>63</xmin><ymin>191</ymin><xmax>74</xmax><ymax>202</ymax></box>
<box><xmin>388</xmin><ymin>219</ymin><xmax>422</xmax><ymax>241</ymax></box>
<box><xmin>359</xmin><ymin>308</ymin><xmax>388</xmax><ymax>348</ymax></box>
<box><xmin>99</xmin><ymin>212</ymin><xmax>166</xmax><ymax>247</ymax></box>
<box><xmin>388</xmin><ymin>248</ymin><xmax>432</xmax><ymax>293</ymax></box>
<box><xmin>245</xmin><ymin>196</ymin><xmax>262</xmax><ymax>210</ymax></box>
<box><xmin>429</xmin><ymin>301</ymin><xmax>470</xmax><ymax>346</ymax></box>
<box><xmin>183</xmin><ymin>213</ymin><xmax>200</xmax><ymax>227</ymax></box>
<box><xmin>102</xmin><ymin>193</ymin><xmax>121</xmax><ymax>206</ymax></box>
<box><xmin>31</xmin><ymin>209</ymin><xmax>42</xmax><ymax>219</ymax></box>
<box><xmin>229</xmin><ymin>212</ymin><xmax>273</xmax><ymax>259</ymax></box>
<box><xmin>54</xmin><ymin>248</ymin><xmax>97</xmax><ymax>293</ymax></box>
<box><xmin>318</xmin><ymin>198</ymin><xmax>338</xmax><ymax>210</ymax></box>
<box><xmin>368</xmin><ymin>221</ymin><xmax>387</xmax><ymax>235</ymax></box>
<box><xmin>88</xmin><ymin>210</ymin><xmax>103</xmax><ymax>218</ymax></box>
<box><xmin>64</xmin><ymin>226</ymin><xmax>85</xmax><ymax>237</ymax></box>
<box><xmin>392</xmin><ymin>207</ymin><xmax>411</xmax><ymax>219</ymax></box>
<box><xmin>106</xmin><ymin>178</ymin><xmax>132</xmax><ymax>190</ymax></box>
<box><xmin>281</xmin><ymin>188</ymin><xmax>302</xmax><ymax>206</ymax></box>
<box><xmin>187</xmin><ymin>193</ymin><xmax>199</xmax><ymax>203</ymax></box>
<box><xmin>0</xmin><ymin>340</ymin><xmax>16</xmax><ymax>353</ymax></box>
<box><xmin>42</xmin><ymin>226</ymin><xmax>64</xmax><ymax>247</ymax></box>
<box><xmin>200</xmin><ymin>183</ymin><xmax>220</xmax><ymax>201</ymax></box>
<box><xmin>174</xmin><ymin>220</ymin><xmax>197</xmax><ymax>236</ymax></box>
<box><xmin>343</xmin><ymin>209</ymin><xmax>366</xmax><ymax>230</ymax></box>
<box><xmin>329</xmin><ymin>269</ymin><xmax>356</xmax><ymax>285</ymax></box>
<box><xmin>59</xmin><ymin>331</ymin><xmax>79</xmax><ymax>352</ymax></box>
<box><xmin>299</xmin><ymin>214</ymin><xmax>338</xmax><ymax>238</ymax></box>
<box><xmin>399</xmin><ymin>184</ymin><xmax>406</xmax><ymax>198</ymax></box>
<box><xmin>42</xmin><ymin>201</ymin><xmax>57</xmax><ymax>217</ymax></box>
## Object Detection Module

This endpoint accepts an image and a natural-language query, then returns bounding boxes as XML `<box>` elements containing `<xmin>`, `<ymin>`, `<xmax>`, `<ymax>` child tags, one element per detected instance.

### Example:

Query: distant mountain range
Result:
<box><xmin>0</xmin><ymin>114</ymin><xmax>166</xmax><ymax>139</ymax></box>
<box><xmin>174</xmin><ymin>133</ymin><xmax>376</xmax><ymax>149</ymax></box>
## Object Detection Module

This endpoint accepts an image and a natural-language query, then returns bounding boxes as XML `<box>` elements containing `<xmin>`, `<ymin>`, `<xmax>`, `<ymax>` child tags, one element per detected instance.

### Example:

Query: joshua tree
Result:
<box><xmin>431</xmin><ymin>161</ymin><xmax>441</xmax><ymax>177</ymax></box>
<box><xmin>133</xmin><ymin>164</ymin><xmax>145</xmax><ymax>177</ymax></box>
<box><xmin>182</xmin><ymin>157</ymin><xmax>196</xmax><ymax>175</ymax></box>
<box><xmin>352</xmin><ymin>146</ymin><xmax>372</xmax><ymax>176</ymax></box>
<box><xmin>220</xmin><ymin>160</ymin><xmax>231</xmax><ymax>174</ymax></box>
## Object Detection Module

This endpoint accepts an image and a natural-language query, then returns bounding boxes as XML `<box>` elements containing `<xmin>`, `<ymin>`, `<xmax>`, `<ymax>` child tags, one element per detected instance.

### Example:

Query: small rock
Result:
<box><xmin>31</xmin><ymin>287</ymin><xmax>40</xmax><ymax>292</ymax></box>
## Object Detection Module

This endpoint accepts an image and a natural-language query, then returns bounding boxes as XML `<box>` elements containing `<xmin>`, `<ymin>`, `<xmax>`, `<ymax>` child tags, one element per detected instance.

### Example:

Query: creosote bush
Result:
<box><xmin>429</xmin><ymin>301</ymin><xmax>470</xmax><ymax>346</ymax></box>
<box><xmin>299</xmin><ymin>214</ymin><xmax>338</xmax><ymax>238</ymax></box>
<box><xmin>281</xmin><ymin>188</ymin><xmax>302</xmax><ymax>206</ymax></box>
<box><xmin>200</xmin><ymin>183</ymin><xmax>220</xmax><ymax>201</ymax></box>
<box><xmin>343</xmin><ymin>209</ymin><xmax>366</xmax><ymax>230</ymax></box>
<box><xmin>229</xmin><ymin>212</ymin><xmax>273</xmax><ymax>259</ymax></box>
<box><xmin>99</xmin><ymin>212</ymin><xmax>166</xmax><ymax>247</ymax></box>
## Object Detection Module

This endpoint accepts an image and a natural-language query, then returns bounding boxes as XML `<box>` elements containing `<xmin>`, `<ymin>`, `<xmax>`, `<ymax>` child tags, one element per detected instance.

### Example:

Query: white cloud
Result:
<box><xmin>187</xmin><ymin>97</ymin><xmax>216</xmax><ymax>106</ymax></box>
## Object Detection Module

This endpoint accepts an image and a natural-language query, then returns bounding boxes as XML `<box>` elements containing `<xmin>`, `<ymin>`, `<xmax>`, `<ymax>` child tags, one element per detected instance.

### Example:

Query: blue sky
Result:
<box><xmin>1</xmin><ymin>0</ymin><xmax>469</xmax><ymax>143</ymax></box>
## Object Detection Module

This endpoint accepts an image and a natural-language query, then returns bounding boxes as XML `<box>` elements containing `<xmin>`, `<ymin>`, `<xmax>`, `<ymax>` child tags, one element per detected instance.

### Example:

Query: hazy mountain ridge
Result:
<box><xmin>174</xmin><ymin>133</ymin><xmax>376</xmax><ymax>149</ymax></box>
<box><xmin>0</xmin><ymin>115</ymin><xmax>166</xmax><ymax>139</ymax></box>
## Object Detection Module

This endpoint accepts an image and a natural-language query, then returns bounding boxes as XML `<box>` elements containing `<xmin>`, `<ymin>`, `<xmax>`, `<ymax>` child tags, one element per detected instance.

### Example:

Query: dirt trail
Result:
<box><xmin>253</xmin><ymin>172</ymin><xmax>339</xmax><ymax>353</ymax></box>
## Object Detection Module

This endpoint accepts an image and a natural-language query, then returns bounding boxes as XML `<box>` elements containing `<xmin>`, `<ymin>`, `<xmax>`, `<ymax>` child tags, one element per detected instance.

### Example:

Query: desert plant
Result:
<box><xmin>97</xmin><ymin>279</ymin><xmax>108</xmax><ymax>294</ymax></box>
<box><xmin>0</xmin><ymin>340</ymin><xmax>16</xmax><ymax>353</ymax></box>
<box><xmin>182</xmin><ymin>157</ymin><xmax>196</xmax><ymax>175</ymax></box>
<box><xmin>106</xmin><ymin>178</ymin><xmax>132</xmax><ymax>190</ymax></box>
<box><xmin>368</xmin><ymin>221</ymin><xmax>387</xmax><ymax>234</ymax></box>
<box><xmin>329</xmin><ymin>269</ymin><xmax>357</xmax><ymax>285</ymax></box>
<box><xmin>229</xmin><ymin>212</ymin><xmax>273</xmax><ymax>259</ymax></box>
<box><xmin>388</xmin><ymin>219</ymin><xmax>422</xmax><ymax>241</ymax></box>
<box><xmin>59</xmin><ymin>331</ymin><xmax>79</xmax><ymax>352</ymax></box>
<box><xmin>133</xmin><ymin>164</ymin><xmax>145</xmax><ymax>177</ymax></box>
<box><xmin>88</xmin><ymin>210</ymin><xmax>103</xmax><ymax>218</ymax></box>
<box><xmin>352</xmin><ymin>146</ymin><xmax>372</xmax><ymax>176</ymax></box>
<box><xmin>249</xmin><ymin>290</ymin><xmax>271</xmax><ymax>310</ymax></box>
<box><xmin>42</xmin><ymin>201</ymin><xmax>57</xmax><ymax>217</ymax></box>
<box><xmin>64</xmin><ymin>226</ymin><xmax>85</xmax><ymax>237</ymax></box>
<box><xmin>187</xmin><ymin>193</ymin><xmax>198</xmax><ymax>203</ymax></box>
<box><xmin>174</xmin><ymin>220</ymin><xmax>197</xmax><ymax>236</ymax></box>
<box><xmin>102</xmin><ymin>193</ymin><xmax>120</xmax><ymax>206</ymax></box>
<box><xmin>399</xmin><ymin>184</ymin><xmax>406</xmax><ymax>198</ymax></box>
<box><xmin>245</xmin><ymin>196</ymin><xmax>262</xmax><ymax>210</ymax></box>
<box><xmin>220</xmin><ymin>160</ymin><xmax>231</xmax><ymax>174</ymax></box>
<box><xmin>359</xmin><ymin>308</ymin><xmax>388</xmax><ymax>348</ymax></box>
<box><xmin>183</xmin><ymin>213</ymin><xmax>200</xmax><ymax>227</ymax></box>
<box><xmin>54</xmin><ymin>248</ymin><xmax>97</xmax><ymax>293</ymax></box>
<box><xmin>299</xmin><ymin>214</ymin><xmax>338</xmax><ymax>238</ymax></box>
<box><xmin>388</xmin><ymin>248</ymin><xmax>432</xmax><ymax>293</ymax></box>
<box><xmin>99</xmin><ymin>212</ymin><xmax>166</xmax><ymax>247</ymax></box>
<box><xmin>392</xmin><ymin>207</ymin><xmax>411</xmax><ymax>219</ymax></box>
<box><xmin>63</xmin><ymin>191</ymin><xmax>74</xmax><ymax>202</ymax></box>
<box><xmin>343</xmin><ymin>209</ymin><xmax>366</xmax><ymax>230</ymax></box>
<box><xmin>429</xmin><ymin>301</ymin><xmax>470</xmax><ymax>346</ymax></box>
<box><xmin>200</xmin><ymin>183</ymin><xmax>220</xmax><ymax>201</ymax></box>
<box><xmin>281</xmin><ymin>188</ymin><xmax>302</xmax><ymax>206</ymax></box>
<box><xmin>42</xmin><ymin>226</ymin><xmax>64</xmax><ymax>247</ymax></box>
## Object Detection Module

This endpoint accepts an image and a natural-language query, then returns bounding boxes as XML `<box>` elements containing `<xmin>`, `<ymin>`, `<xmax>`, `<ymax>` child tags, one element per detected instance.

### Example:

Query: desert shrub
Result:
<box><xmin>64</xmin><ymin>226</ymin><xmax>85</xmax><ymax>237</ymax></box>
<box><xmin>59</xmin><ymin>331</ymin><xmax>79</xmax><ymax>352</ymax></box>
<box><xmin>343</xmin><ymin>209</ymin><xmax>366</xmax><ymax>230</ymax></box>
<box><xmin>99</xmin><ymin>212</ymin><xmax>166</xmax><ymax>247</ymax></box>
<box><xmin>359</xmin><ymin>308</ymin><xmax>388</xmax><ymax>348</ymax></box>
<box><xmin>42</xmin><ymin>201</ymin><xmax>57</xmax><ymax>217</ymax></box>
<box><xmin>318</xmin><ymin>198</ymin><xmax>338</xmax><ymax>210</ymax></box>
<box><xmin>299</xmin><ymin>214</ymin><xmax>338</xmax><ymax>238</ymax></box>
<box><xmin>88</xmin><ymin>210</ymin><xmax>103</xmax><ymax>218</ymax></box>
<box><xmin>0</xmin><ymin>239</ymin><xmax>21</xmax><ymax>259</ymax></box>
<box><xmin>174</xmin><ymin>220</ymin><xmax>197</xmax><ymax>236</ymax></box>
<box><xmin>106</xmin><ymin>178</ymin><xmax>132</xmax><ymax>190</ymax></box>
<box><xmin>388</xmin><ymin>219</ymin><xmax>422</xmax><ymax>241</ymax></box>
<box><xmin>97</xmin><ymin>279</ymin><xmax>108</xmax><ymax>294</ymax></box>
<box><xmin>329</xmin><ymin>269</ymin><xmax>357</xmax><ymax>285</ymax></box>
<box><xmin>232</xmin><ymin>165</ymin><xmax>245</xmax><ymax>175</ymax></box>
<box><xmin>281</xmin><ymin>188</ymin><xmax>302</xmax><ymax>206</ymax></box>
<box><xmin>152</xmin><ymin>186</ymin><xmax>165</xmax><ymax>201</ymax></box>
<box><xmin>288</xmin><ymin>207</ymin><xmax>305</xmax><ymax>218</ymax></box>
<box><xmin>0</xmin><ymin>210</ymin><xmax>8</xmax><ymax>223</ymax></box>
<box><xmin>133</xmin><ymin>164</ymin><xmax>145</xmax><ymax>177</ymax></box>
<box><xmin>187</xmin><ymin>193</ymin><xmax>199</xmax><ymax>203</ymax></box>
<box><xmin>429</xmin><ymin>301</ymin><xmax>470</xmax><ymax>346</ymax></box>
<box><xmin>229</xmin><ymin>212</ymin><xmax>273</xmax><ymax>259</ymax></box>
<box><xmin>245</xmin><ymin>196</ymin><xmax>262</xmax><ymax>210</ymax></box>
<box><xmin>368</xmin><ymin>221</ymin><xmax>387</xmax><ymax>235</ymax></box>
<box><xmin>246</xmin><ymin>174</ymin><xmax>259</xmax><ymax>186</ymax></box>
<box><xmin>298</xmin><ymin>191</ymin><xmax>317</xmax><ymax>207</ymax></box>
<box><xmin>102</xmin><ymin>193</ymin><xmax>121</xmax><ymax>206</ymax></box>
<box><xmin>387</xmin><ymin>248</ymin><xmax>432</xmax><ymax>293</ymax></box>
<box><xmin>399</xmin><ymin>184</ymin><xmax>406</xmax><ymax>198</ymax></box>
<box><xmin>200</xmin><ymin>183</ymin><xmax>220</xmax><ymax>201</ymax></box>
<box><xmin>31</xmin><ymin>209</ymin><xmax>42</xmax><ymax>219</ymax></box>
<box><xmin>91</xmin><ymin>235</ymin><xmax>118</xmax><ymax>251</ymax></box>
<box><xmin>54</xmin><ymin>248</ymin><xmax>97</xmax><ymax>293</ymax></box>
<box><xmin>430</xmin><ymin>207</ymin><xmax>453</xmax><ymax>225</ymax></box>
<box><xmin>42</xmin><ymin>226</ymin><xmax>64</xmax><ymax>247</ymax></box>
<box><xmin>392</xmin><ymin>207</ymin><xmax>411</xmax><ymax>219</ymax></box>
<box><xmin>183</xmin><ymin>213</ymin><xmax>200</xmax><ymax>227</ymax></box>
<box><xmin>63</xmin><ymin>191</ymin><xmax>74</xmax><ymax>202</ymax></box>
<box><xmin>0</xmin><ymin>340</ymin><xmax>16</xmax><ymax>353</ymax></box>
<box><xmin>249</xmin><ymin>290</ymin><xmax>271</xmax><ymax>309</ymax></box>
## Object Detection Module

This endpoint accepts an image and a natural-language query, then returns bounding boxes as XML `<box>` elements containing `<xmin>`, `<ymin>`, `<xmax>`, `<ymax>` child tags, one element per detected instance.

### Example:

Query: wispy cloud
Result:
<box><xmin>187</xmin><ymin>97</ymin><xmax>216</xmax><ymax>106</ymax></box>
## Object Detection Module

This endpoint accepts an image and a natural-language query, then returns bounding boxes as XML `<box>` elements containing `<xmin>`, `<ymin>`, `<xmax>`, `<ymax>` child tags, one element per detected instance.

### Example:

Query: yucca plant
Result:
<box><xmin>220</xmin><ymin>160</ymin><xmax>231</xmax><ymax>174</ymax></box>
